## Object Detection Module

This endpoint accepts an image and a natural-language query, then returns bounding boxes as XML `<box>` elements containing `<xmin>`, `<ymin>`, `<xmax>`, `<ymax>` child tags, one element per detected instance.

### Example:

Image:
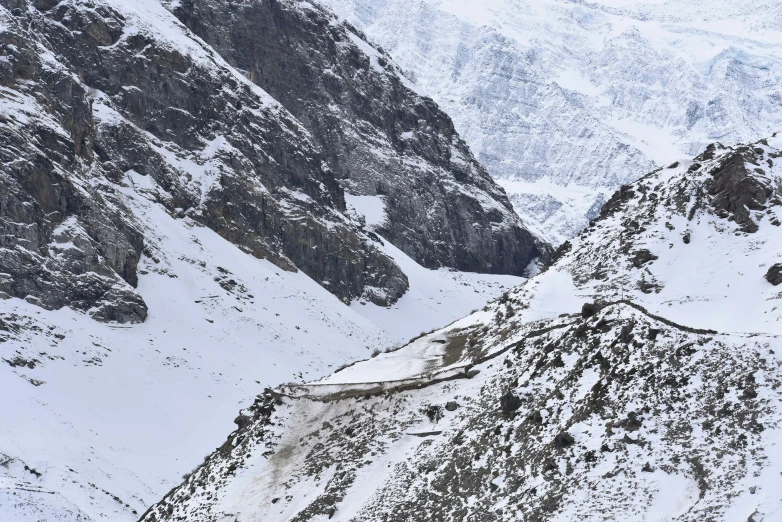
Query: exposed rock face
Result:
<box><xmin>319</xmin><ymin>0</ymin><xmax>782</xmax><ymax>244</ymax></box>
<box><xmin>0</xmin><ymin>0</ymin><xmax>415</xmax><ymax>317</ymax></box>
<box><xmin>0</xmin><ymin>6</ymin><xmax>146</xmax><ymax>322</ymax></box>
<box><xmin>140</xmin><ymin>305</ymin><xmax>781</xmax><ymax>522</ymax></box>
<box><xmin>169</xmin><ymin>0</ymin><xmax>546</xmax><ymax>275</ymax></box>
<box><xmin>705</xmin><ymin>147</ymin><xmax>774</xmax><ymax>233</ymax></box>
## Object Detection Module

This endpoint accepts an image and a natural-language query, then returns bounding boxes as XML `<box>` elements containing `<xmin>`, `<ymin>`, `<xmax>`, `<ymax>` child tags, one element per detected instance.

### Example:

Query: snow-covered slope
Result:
<box><xmin>0</xmin><ymin>168</ymin><xmax>522</xmax><ymax>521</ymax></box>
<box><xmin>142</xmin><ymin>136</ymin><xmax>782</xmax><ymax>521</ymax></box>
<box><xmin>319</xmin><ymin>0</ymin><xmax>782</xmax><ymax>244</ymax></box>
<box><xmin>166</xmin><ymin>0</ymin><xmax>547</xmax><ymax>275</ymax></box>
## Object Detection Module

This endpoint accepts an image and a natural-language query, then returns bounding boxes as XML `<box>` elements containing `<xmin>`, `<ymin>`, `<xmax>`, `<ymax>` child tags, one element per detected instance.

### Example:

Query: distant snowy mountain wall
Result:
<box><xmin>319</xmin><ymin>0</ymin><xmax>782</xmax><ymax>245</ymax></box>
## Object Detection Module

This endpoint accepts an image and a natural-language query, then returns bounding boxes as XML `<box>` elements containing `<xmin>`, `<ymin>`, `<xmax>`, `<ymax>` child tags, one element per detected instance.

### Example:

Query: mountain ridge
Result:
<box><xmin>140</xmin><ymin>134</ymin><xmax>782</xmax><ymax>521</ymax></box>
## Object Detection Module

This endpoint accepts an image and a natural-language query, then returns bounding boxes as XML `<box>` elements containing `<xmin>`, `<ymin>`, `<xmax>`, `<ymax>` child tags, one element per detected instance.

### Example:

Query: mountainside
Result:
<box><xmin>142</xmin><ymin>135</ymin><xmax>782</xmax><ymax>521</ymax></box>
<box><xmin>168</xmin><ymin>0</ymin><xmax>546</xmax><ymax>275</ymax></box>
<box><xmin>0</xmin><ymin>0</ymin><xmax>536</xmax><ymax>519</ymax></box>
<box><xmin>319</xmin><ymin>0</ymin><xmax>782</xmax><ymax>245</ymax></box>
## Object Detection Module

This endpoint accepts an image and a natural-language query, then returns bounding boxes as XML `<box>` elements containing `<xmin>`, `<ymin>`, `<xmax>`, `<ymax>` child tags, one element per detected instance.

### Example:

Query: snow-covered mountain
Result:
<box><xmin>0</xmin><ymin>172</ymin><xmax>522</xmax><ymax>521</ymax></box>
<box><xmin>142</xmin><ymin>135</ymin><xmax>782</xmax><ymax>521</ymax></box>
<box><xmin>319</xmin><ymin>0</ymin><xmax>782</xmax><ymax>245</ymax></box>
<box><xmin>0</xmin><ymin>0</ymin><xmax>535</xmax><ymax>519</ymax></box>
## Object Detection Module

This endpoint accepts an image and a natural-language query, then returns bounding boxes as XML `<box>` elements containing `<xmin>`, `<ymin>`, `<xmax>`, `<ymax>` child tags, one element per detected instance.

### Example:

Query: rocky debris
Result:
<box><xmin>140</xmin><ymin>303</ymin><xmax>781</xmax><ymax>522</ymax></box>
<box><xmin>631</xmin><ymin>249</ymin><xmax>658</xmax><ymax>268</ymax></box>
<box><xmin>169</xmin><ymin>0</ymin><xmax>547</xmax><ymax>275</ymax></box>
<box><xmin>618</xmin><ymin>411</ymin><xmax>643</xmax><ymax>432</ymax></box>
<box><xmin>694</xmin><ymin>142</ymin><xmax>725</xmax><ymax>162</ymax></box>
<box><xmin>766</xmin><ymin>264</ymin><xmax>782</xmax><ymax>286</ymax></box>
<box><xmin>581</xmin><ymin>302</ymin><xmax>600</xmax><ymax>318</ymax></box>
<box><xmin>424</xmin><ymin>404</ymin><xmax>444</xmax><ymax>423</ymax></box>
<box><xmin>233</xmin><ymin>414</ymin><xmax>252</xmax><ymax>430</ymax></box>
<box><xmin>599</xmin><ymin>185</ymin><xmax>635</xmax><ymax>219</ymax></box>
<box><xmin>141</xmin><ymin>135</ymin><xmax>782</xmax><ymax>522</ymax></box>
<box><xmin>445</xmin><ymin>401</ymin><xmax>459</xmax><ymax>412</ymax></box>
<box><xmin>137</xmin><ymin>128</ymin><xmax>782</xmax><ymax>520</ymax></box>
<box><xmin>553</xmin><ymin>431</ymin><xmax>575</xmax><ymax>449</ymax></box>
<box><xmin>559</xmin><ymin>138</ymin><xmax>782</xmax><ymax>303</ymax></box>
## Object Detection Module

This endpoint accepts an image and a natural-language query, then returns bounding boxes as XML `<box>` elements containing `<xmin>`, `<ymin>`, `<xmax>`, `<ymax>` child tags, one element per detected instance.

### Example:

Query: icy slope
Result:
<box><xmin>320</xmin><ymin>0</ymin><xmax>782</xmax><ymax>244</ymax></box>
<box><xmin>142</xmin><ymin>137</ymin><xmax>782</xmax><ymax>521</ymax></box>
<box><xmin>0</xmin><ymin>170</ymin><xmax>522</xmax><ymax>522</ymax></box>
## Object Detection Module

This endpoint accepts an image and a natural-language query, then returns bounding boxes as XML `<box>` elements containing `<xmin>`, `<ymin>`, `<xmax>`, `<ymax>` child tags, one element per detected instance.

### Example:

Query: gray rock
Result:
<box><xmin>766</xmin><ymin>264</ymin><xmax>782</xmax><ymax>286</ymax></box>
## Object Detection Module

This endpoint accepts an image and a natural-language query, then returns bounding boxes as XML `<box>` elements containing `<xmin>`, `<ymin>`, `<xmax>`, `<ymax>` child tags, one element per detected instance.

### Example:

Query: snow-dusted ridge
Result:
<box><xmin>142</xmin><ymin>136</ymin><xmax>782</xmax><ymax>521</ymax></box>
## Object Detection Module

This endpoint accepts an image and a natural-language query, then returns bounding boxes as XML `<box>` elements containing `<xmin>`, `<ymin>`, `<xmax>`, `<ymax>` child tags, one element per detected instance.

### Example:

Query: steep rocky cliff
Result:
<box><xmin>142</xmin><ymin>136</ymin><xmax>782</xmax><ymax>521</ymax></box>
<box><xmin>1</xmin><ymin>0</ymin><xmax>412</xmax><ymax>319</ymax></box>
<box><xmin>168</xmin><ymin>0</ymin><xmax>545</xmax><ymax>275</ymax></box>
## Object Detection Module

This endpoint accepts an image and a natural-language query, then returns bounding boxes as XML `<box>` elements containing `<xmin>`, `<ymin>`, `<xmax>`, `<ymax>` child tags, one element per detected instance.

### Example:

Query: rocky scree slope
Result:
<box><xmin>142</xmin><ymin>136</ymin><xmax>782</xmax><ymax>521</ymax></box>
<box><xmin>320</xmin><ymin>0</ymin><xmax>782</xmax><ymax>245</ymax></box>
<box><xmin>168</xmin><ymin>0</ymin><xmax>546</xmax><ymax>275</ymax></box>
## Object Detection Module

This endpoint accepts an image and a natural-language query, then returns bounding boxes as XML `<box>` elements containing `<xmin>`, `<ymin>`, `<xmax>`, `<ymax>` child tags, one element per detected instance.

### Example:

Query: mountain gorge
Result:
<box><xmin>1</xmin><ymin>0</ymin><xmax>781</xmax><ymax>521</ymax></box>
<box><xmin>0</xmin><ymin>0</ymin><xmax>538</xmax><ymax>519</ymax></box>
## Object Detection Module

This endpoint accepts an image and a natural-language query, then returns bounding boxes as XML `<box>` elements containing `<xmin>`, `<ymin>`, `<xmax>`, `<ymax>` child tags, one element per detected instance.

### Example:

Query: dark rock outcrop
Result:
<box><xmin>766</xmin><ymin>264</ymin><xmax>782</xmax><ymax>286</ymax></box>
<box><xmin>169</xmin><ymin>0</ymin><xmax>547</xmax><ymax>275</ymax></box>
<box><xmin>0</xmin><ymin>8</ymin><xmax>146</xmax><ymax>322</ymax></box>
<box><xmin>706</xmin><ymin>149</ymin><xmax>771</xmax><ymax>233</ymax></box>
<box><xmin>500</xmin><ymin>391</ymin><xmax>522</xmax><ymax>414</ymax></box>
<box><xmin>631</xmin><ymin>249</ymin><xmax>658</xmax><ymax>268</ymax></box>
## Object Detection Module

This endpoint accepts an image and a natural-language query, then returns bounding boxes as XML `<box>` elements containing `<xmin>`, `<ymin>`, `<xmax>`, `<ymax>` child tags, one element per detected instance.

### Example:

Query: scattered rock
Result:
<box><xmin>500</xmin><ymin>392</ymin><xmax>522</xmax><ymax>415</ymax></box>
<box><xmin>553</xmin><ymin>432</ymin><xmax>574</xmax><ymax>449</ymax></box>
<box><xmin>632</xmin><ymin>249</ymin><xmax>658</xmax><ymax>268</ymax></box>
<box><xmin>706</xmin><ymin>151</ymin><xmax>770</xmax><ymax>233</ymax></box>
<box><xmin>424</xmin><ymin>405</ymin><xmax>444</xmax><ymax>423</ymax></box>
<box><xmin>233</xmin><ymin>414</ymin><xmax>252</xmax><ymax>430</ymax></box>
<box><xmin>619</xmin><ymin>411</ymin><xmax>643</xmax><ymax>431</ymax></box>
<box><xmin>581</xmin><ymin>302</ymin><xmax>600</xmax><ymax>319</ymax></box>
<box><xmin>765</xmin><ymin>264</ymin><xmax>782</xmax><ymax>286</ymax></box>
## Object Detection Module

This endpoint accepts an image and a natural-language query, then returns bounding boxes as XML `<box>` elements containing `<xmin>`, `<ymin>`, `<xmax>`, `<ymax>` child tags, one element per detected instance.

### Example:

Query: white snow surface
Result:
<box><xmin>319</xmin><ymin>0</ymin><xmax>782</xmax><ymax>244</ymax></box>
<box><xmin>0</xmin><ymin>162</ymin><xmax>520</xmax><ymax>522</ymax></box>
<box><xmin>344</xmin><ymin>193</ymin><xmax>387</xmax><ymax>228</ymax></box>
